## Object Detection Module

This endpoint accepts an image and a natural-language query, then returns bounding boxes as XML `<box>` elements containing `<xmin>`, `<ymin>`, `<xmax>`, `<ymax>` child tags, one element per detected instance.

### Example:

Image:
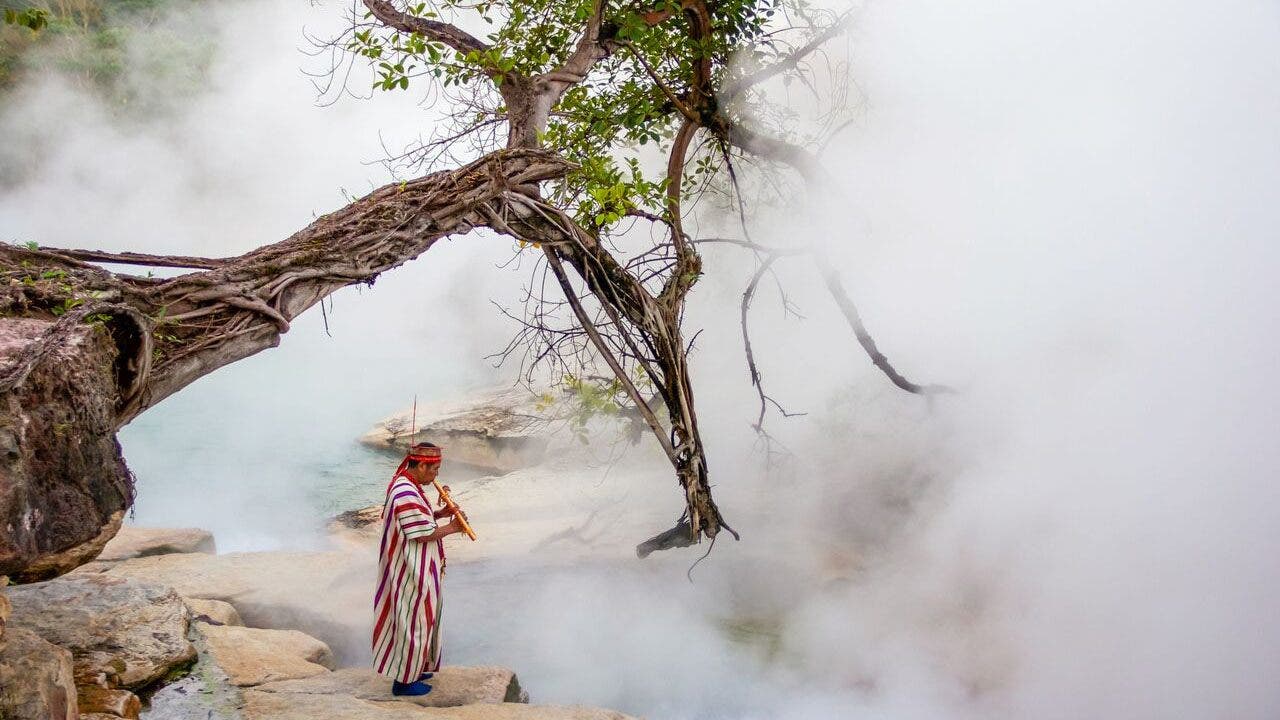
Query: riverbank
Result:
<box><xmin>0</xmin><ymin>520</ymin><xmax>639</xmax><ymax>720</ymax></box>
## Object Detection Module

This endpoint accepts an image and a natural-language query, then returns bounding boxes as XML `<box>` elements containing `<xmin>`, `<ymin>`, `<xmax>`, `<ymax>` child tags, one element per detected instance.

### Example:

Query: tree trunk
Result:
<box><xmin>0</xmin><ymin>313</ymin><xmax>134</xmax><ymax>580</ymax></box>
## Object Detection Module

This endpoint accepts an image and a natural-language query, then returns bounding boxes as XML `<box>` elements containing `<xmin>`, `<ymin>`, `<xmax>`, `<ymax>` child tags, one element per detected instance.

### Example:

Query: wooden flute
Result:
<box><xmin>430</xmin><ymin>478</ymin><xmax>477</xmax><ymax>541</ymax></box>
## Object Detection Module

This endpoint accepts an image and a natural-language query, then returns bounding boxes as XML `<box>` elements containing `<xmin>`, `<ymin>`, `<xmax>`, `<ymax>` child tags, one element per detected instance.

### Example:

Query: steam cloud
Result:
<box><xmin>2</xmin><ymin>0</ymin><xmax>1278</xmax><ymax>718</ymax></box>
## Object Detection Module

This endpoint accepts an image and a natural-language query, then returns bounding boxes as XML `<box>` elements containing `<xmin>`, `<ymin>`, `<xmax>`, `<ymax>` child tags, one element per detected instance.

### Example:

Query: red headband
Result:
<box><xmin>395</xmin><ymin>444</ymin><xmax>442</xmax><ymax>478</ymax></box>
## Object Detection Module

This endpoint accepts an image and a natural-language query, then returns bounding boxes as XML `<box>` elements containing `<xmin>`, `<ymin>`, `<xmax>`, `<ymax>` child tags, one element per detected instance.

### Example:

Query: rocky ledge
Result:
<box><xmin>0</xmin><ymin>526</ymin><xmax>634</xmax><ymax>720</ymax></box>
<box><xmin>359</xmin><ymin>386</ymin><xmax>549</xmax><ymax>474</ymax></box>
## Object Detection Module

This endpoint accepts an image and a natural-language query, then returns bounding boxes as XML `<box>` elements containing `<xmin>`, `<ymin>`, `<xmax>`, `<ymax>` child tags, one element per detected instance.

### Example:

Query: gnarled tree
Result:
<box><xmin>0</xmin><ymin>0</ymin><xmax>941</xmax><ymax>580</ymax></box>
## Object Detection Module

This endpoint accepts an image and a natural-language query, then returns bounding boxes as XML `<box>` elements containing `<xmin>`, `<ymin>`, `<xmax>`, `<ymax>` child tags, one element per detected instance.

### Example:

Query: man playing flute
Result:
<box><xmin>371</xmin><ymin>442</ymin><xmax>469</xmax><ymax>697</ymax></box>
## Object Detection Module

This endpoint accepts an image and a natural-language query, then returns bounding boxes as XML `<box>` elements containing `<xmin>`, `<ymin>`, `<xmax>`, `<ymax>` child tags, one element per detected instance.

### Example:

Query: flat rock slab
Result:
<box><xmin>101</xmin><ymin>550</ymin><xmax>356</xmax><ymax>604</ymax></box>
<box><xmin>199</xmin><ymin>624</ymin><xmax>335</xmax><ymax>686</ymax></box>
<box><xmin>0</xmin><ymin>627</ymin><xmax>77</xmax><ymax>720</ymax></box>
<box><xmin>6</xmin><ymin>574</ymin><xmax>194</xmax><ymax>689</ymax></box>
<box><xmin>255</xmin><ymin>666</ymin><xmax>525</xmax><ymax>707</ymax></box>
<box><xmin>97</xmin><ymin>526</ymin><xmax>216</xmax><ymax>562</ymax></box>
<box><xmin>244</xmin><ymin>691</ymin><xmax>636</xmax><ymax>720</ymax></box>
<box><xmin>101</xmin><ymin>550</ymin><xmax>373</xmax><ymax>665</ymax></box>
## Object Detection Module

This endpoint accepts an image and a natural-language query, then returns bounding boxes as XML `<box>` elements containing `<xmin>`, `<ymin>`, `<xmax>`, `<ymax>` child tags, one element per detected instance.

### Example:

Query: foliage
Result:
<box><xmin>3</xmin><ymin>6</ymin><xmax>48</xmax><ymax>30</ymax></box>
<box><xmin>0</xmin><ymin>0</ymin><xmax>214</xmax><ymax>108</ymax></box>
<box><xmin>345</xmin><ymin>0</ymin><xmax>833</xmax><ymax>233</ymax></box>
<box><xmin>536</xmin><ymin>370</ymin><xmax>653</xmax><ymax>444</ymax></box>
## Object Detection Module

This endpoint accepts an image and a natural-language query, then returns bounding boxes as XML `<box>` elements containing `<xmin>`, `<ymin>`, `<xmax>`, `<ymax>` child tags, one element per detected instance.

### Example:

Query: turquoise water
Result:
<box><xmin>117</xmin><ymin>279</ymin><xmax>503</xmax><ymax>551</ymax></box>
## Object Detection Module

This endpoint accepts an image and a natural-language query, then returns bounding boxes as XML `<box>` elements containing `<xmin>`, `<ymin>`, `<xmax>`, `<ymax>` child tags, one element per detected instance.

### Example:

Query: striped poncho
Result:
<box><xmin>372</xmin><ymin>474</ymin><xmax>445</xmax><ymax>683</ymax></box>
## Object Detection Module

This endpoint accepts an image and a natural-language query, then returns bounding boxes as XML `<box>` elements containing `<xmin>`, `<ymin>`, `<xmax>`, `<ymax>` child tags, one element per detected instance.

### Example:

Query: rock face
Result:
<box><xmin>5</xmin><ymin>574</ymin><xmax>195</xmax><ymax>689</ymax></box>
<box><xmin>0</xmin><ymin>627</ymin><xmax>77</xmax><ymax>720</ymax></box>
<box><xmin>199</xmin><ymin>624</ymin><xmax>335</xmax><ymax>686</ymax></box>
<box><xmin>11</xmin><ymin>510</ymin><xmax>126</xmax><ymax>584</ymax></box>
<box><xmin>360</xmin><ymin>387</ymin><xmax>549</xmax><ymax>473</ymax></box>
<box><xmin>96</xmin><ymin>525</ymin><xmax>216</xmax><ymax>562</ymax></box>
<box><xmin>0</xmin><ymin>317</ymin><xmax>137</xmax><ymax>582</ymax></box>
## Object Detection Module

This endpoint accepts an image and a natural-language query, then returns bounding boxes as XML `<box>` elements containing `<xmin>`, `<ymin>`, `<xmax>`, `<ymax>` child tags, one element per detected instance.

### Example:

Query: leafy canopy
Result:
<box><xmin>346</xmin><ymin>0</ymin><xmax>821</xmax><ymax>235</ymax></box>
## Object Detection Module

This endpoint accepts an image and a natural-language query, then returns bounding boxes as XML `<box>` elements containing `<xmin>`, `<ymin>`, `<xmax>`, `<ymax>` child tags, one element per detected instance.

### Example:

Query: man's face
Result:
<box><xmin>421</xmin><ymin>464</ymin><xmax>440</xmax><ymax>484</ymax></box>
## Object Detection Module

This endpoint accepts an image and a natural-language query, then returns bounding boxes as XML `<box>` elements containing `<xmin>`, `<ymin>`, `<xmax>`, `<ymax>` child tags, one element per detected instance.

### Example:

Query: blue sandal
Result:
<box><xmin>392</xmin><ymin>680</ymin><xmax>433</xmax><ymax>696</ymax></box>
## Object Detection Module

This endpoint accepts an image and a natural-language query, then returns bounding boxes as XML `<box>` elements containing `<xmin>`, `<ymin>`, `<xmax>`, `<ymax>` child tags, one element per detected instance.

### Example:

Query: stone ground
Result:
<box><xmin>0</xmin><ymin>524</ymin><xmax>639</xmax><ymax>720</ymax></box>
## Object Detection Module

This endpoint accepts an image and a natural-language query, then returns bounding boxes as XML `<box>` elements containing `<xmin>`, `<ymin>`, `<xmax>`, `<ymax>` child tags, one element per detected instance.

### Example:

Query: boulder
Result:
<box><xmin>76</xmin><ymin>685</ymin><xmax>141</xmax><ymax>719</ymax></box>
<box><xmin>198</xmin><ymin>624</ymin><xmax>334</xmax><ymax>686</ymax></box>
<box><xmin>254</xmin><ymin>666</ymin><xmax>527</xmax><ymax>707</ymax></box>
<box><xmin>97</xmin><ymin>526</ymin><xmax>216</xmax><ymax>562</ymax></box>
<box><xmin>360</xmin><ymin>387</ymin><xmax>549</xmax><ymax>473</ymax></box>
<box><xmin>5</xmin><ymin>574</ymin><xmax>195</xmax><ymax>689</ymax></box>
<box><xmin>0</xmin><ymin>627</ymin><xmax>77</xmax><ymax>720</ymax></box>
<box><xmin>243</xmin><ymin>691</ymin><xmax>635</xmax><ymax>720</ymax></box>
<box><xmin>185</xmin><ymin>597</ymin><xmax>243</xmax><ymax>626</ymax></box>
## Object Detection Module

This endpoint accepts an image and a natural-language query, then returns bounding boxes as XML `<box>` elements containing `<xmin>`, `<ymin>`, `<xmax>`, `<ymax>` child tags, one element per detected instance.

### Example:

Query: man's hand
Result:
<box><xmin>448</xmin><ymin>516</ymin><xmax>468</xmax><ymax>536</ymax></box>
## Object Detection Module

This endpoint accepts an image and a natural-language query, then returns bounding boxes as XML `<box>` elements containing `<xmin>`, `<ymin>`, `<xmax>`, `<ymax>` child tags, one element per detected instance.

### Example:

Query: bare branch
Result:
<box><xmin>819</xmin><ymin>265</ymin><xmax>953</xmax><ymax>396</ymax></box>
<box><xmin>692</xmin><ymin>237</ymin><xmax>806</xmax><ymax>256</ymax></box>
<box><xmin>709</xmin><ymin>114</ymin><xmax>949</xmax><ymax>397</ymax></box>
<box><xmin>742</xmin><ymin>254</ymin><xmax>778</xmax><ymax>429</ymax></box>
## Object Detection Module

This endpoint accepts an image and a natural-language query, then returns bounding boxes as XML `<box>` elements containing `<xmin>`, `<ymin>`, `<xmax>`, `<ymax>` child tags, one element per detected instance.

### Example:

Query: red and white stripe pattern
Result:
<box><xmin>372</xmin><ymin>474</ymin><xmax>445</xmax><ymax>682</ymax></box>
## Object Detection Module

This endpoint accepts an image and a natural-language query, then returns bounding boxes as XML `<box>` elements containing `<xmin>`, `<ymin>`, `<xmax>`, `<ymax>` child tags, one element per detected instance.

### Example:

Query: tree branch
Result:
<box><xmin>361</xmin><ymin>0</ymin><xmax>489</xmax><ymax>56</ymax></box>
<box><xmin>42</xmin><ymin>248</ymin><xmax>230</xmax><ymax>270</ymax></box>
<box><xmin>819</xmin><ymin>265</ymin><xmax>953</xmax><ymax>396</ymax></box>
<box><xmin>537</xmin><ymin>0</ymin><xmax>608</xmax><ymax>101</ymax></box>
<box><xmin>721</xmin><ymin>11</ymin><xmax>855</xmax><ymax>103</ymax></box>
<box><xmin>543</xmin><ymin>247</ymin><xmax>678</xmax><ymax>464</ymax></box>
